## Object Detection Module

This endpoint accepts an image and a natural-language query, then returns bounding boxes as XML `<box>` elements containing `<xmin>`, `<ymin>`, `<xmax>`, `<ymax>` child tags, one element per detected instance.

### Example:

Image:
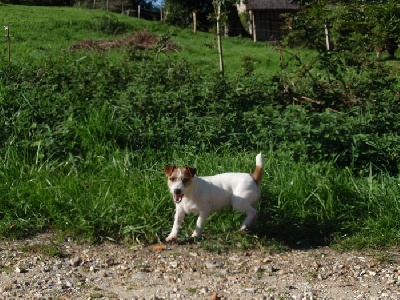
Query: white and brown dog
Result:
<box><xmin>164</xmin><ymin>153</ymin><xmax>263</xmax><ymax>241</ymax></box>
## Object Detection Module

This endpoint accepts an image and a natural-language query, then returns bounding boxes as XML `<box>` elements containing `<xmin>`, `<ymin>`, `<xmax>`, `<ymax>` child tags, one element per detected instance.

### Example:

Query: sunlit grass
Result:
<box><xmin>0</xmin><ymin>4</ymin><xmax>280</xmax><ymax>78</ymax></box>
<box><xmin>0</xmin><ymin>4</ymin><xmax>399</xmax><ymax>250</ymax></box>
<box><xmin>1</xmin><ymin>145</ymin><xmax>399</xmax><ymax>248</ymax></box>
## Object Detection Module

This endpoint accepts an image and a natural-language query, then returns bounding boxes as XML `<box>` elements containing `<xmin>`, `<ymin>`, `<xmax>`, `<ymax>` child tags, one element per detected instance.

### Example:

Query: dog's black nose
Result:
<box><xmin>174</xmin><ymin>189</ymin><xmax>182</xmax><ymax>195</ymax></box>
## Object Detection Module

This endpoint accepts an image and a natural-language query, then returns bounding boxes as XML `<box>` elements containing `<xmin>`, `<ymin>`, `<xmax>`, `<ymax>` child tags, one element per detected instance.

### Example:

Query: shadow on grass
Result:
<box><xmin>252</xmin><ymin>192</ymin><xmax>358</xmax><ymax>249</ymax></box>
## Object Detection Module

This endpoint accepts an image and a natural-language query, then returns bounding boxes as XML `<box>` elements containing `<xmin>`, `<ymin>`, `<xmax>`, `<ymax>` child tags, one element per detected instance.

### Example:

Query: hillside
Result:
<box><xmin>0</xmin><ymin>4</ymin><xmax>280</xmax><ymax>77</ymax></box>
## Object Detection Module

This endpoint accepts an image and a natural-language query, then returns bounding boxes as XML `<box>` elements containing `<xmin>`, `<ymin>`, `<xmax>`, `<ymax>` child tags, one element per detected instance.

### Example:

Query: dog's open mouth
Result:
<box><xmin>173</xmin><ymin>193</ymin><xmax>184</xmax><ymax>203</ymax></box>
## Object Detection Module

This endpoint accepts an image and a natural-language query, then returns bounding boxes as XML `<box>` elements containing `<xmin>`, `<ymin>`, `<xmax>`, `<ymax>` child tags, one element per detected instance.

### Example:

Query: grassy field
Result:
<box><xmin>0</xmin><ymin>4</ymin><xmax>399</xmax><ymax>250</ymax></box>
<box><xmin>0</xmin><ymin>4</ymin><xmax>280</xmax><ymax>77</ymax></box>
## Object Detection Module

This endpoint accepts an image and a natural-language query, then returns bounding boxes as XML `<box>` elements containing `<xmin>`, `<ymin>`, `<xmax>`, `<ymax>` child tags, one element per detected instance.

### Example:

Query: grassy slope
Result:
<box><xmin>0</xmin><ymin>4</ymin><xmax>280</xmax><ymax>77</ymax></box>
<box><xmin>0</xmin><ymin>5</ymin><xmax>399</xmax><ymax>250</ymax></box>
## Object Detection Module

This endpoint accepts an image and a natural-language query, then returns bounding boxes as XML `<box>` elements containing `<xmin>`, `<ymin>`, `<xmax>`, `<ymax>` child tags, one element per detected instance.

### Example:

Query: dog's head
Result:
<box><xmin>164</xmin><ymin>165</ymin><xmax>196</xmax><ymax>203</ymax></box>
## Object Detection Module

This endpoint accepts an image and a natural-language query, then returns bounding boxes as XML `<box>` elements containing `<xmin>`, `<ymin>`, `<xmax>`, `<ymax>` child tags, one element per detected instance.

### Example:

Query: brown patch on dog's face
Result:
<box><xmin>164</xmin><ymin>166</ymin><xmax>196</xmax><ymax>203</ymax></box>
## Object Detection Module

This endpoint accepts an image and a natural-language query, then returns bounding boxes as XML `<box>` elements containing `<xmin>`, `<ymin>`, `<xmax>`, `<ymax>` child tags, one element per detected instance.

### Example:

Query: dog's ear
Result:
<box><xmin>164</xmin><ymin>165</ymin><xmax>176</xmax><ymax>176</ymax></box>
<box><xmin>185</xmin><ymin>166</ymin><xmax>197</xmax><ymax>177</ymax></box>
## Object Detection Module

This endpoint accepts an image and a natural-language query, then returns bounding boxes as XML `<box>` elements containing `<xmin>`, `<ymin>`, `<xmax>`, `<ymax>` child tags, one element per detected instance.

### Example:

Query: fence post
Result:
<box><xmin>5</xmin><ymin>25</ymin><xmax>10</xmax><ymax>66</ymax></box>
<box><xmin>325</xmin><ymin>20</ymin><xmax>330</xmax><ymax>51</ymax></box>
<box><xmin>217</xmin><ymin>5</ymin><xmax>224</xmax><ymax>76</ymax></box>
<box><xmin>193</xmin><ymin>12</ymin><xmax>197</xmax><ymax>33</ymax></box>
<box><xmin>251</xmin><ymin>10</ymin><xmax>257</xmax><ymax>42</ymax></box>
<box><xmin>138</xmin><ymin>5</ymin><xmax>141</xmax><ymax>18</ymax></box>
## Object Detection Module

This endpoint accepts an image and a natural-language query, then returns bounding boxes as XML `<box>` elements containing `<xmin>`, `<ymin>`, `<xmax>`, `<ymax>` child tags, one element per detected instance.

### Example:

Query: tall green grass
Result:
<box><xmin>1</xmin><ymin>146</ymin><xmax>399</xmax><ymax>248</ymax></box>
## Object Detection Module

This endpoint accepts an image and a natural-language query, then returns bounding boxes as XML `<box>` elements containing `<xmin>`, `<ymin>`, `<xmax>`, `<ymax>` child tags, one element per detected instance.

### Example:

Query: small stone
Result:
<box><xmin>46</xmin><ymin>281</ymin><xmax>55</xmax><ymax>287</ymax></box>
<box><xmin>381</xmin><ymin>292</ymin><xmax>389</xmax><ymax>297</ymax></box>
<box><xmin>253</xmin><ymin>266</ymin><xmax>262</xmax><ymax>272</ymax></box>
<box><xmin>313</xmin><ymin>262</ymin><xmax>321</xmax><ymax>269</ymax></box>
<box><xmin>0</xmin><ymin>284</ymin><xmax>12</xmax><ymax>292</ymax></box>
<box><xmin>131</xmin><ymin>272</ymin><xmax>149</xmax><ymax>280</ymax></box>
<box><xmin>337</xmin><ymin>264</ymin><xmax>345</xmax><ymax>269</ymax></box>
<box><xmin>53</xmin><ymin>263</ymin><xmax>62</xmax><ymax>270</ymax></box>
<box><xmin>71</xmin><ymin>257</ymin><xmax>83</xmax><ymax>267</ymax></box>
<box><xmin>15</xmin><ymin>266</ymin><xmax>28</xmax><ymax>273</ymax></box>
<box><xmin>206</xmin><ymin>262</ymin><xmax>217</xmax><ymax>269</ymax></box>
<box><xmin>229</xmin><ymin>256</ymin><xmax>241</xmax><ymax>262</ymax></box>
<box><xmin>263</xmin><ymin>264</ymin><xmax>274</xmax><ymax>273</ymax></box>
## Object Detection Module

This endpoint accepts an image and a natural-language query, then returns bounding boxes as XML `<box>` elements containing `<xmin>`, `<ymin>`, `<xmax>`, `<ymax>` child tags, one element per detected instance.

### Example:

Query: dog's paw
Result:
<box><xmin>239</xmin><ymin>225</ymin><xmax>248</xmax><ymax>232</ymax></box>
<box><xmin>191</xmin><ymin>231</ymin><xmax>201</xmax><ymax>238</ymax></box>
<box><xmin>166</xmin><ymin>235</ymin><xmax>177</xmax><ymax>242</ymax></box>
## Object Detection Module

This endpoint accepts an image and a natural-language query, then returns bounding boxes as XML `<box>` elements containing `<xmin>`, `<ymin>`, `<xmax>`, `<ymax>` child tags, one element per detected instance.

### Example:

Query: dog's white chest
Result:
<box><xmin>178</xmin><ymin>199</ymin><xmax>200</xmax><ymax>215</ymax></box>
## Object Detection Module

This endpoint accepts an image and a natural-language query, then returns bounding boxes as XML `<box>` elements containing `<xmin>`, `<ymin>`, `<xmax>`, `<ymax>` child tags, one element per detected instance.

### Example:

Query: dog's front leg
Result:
<box><xmin>191</xmin><ymin>212</ymin><xmax>209</xmax><ymax>238</ymax></box>
<box><xmin>166</xmin><ymin>207</ymin><xmax>185</xmax><ymax>242</ymax></box>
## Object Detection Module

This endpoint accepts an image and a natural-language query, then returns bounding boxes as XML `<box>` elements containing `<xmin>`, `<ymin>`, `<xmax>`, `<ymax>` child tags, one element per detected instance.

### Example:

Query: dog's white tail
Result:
<box><xmin>251</xmin><ymin>153</ymin><xmax>263</xmax><ymax>185</ymax></box>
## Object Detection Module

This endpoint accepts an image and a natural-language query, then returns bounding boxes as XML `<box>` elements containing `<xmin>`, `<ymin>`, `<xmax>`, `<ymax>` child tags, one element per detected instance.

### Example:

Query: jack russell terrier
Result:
<box><xmin>164</xmin><ymin>153</ymin><xmax>262</xmax><ymax>241</ymax></box>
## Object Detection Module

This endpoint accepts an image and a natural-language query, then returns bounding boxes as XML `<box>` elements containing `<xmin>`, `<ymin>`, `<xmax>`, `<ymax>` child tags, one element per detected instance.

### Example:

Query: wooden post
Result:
<box><xmin>216</xmin><ymin>5</ymin><xmax>224</xmax><ymax>76</ymax></box>
<box><xmin>93</xmin><ymin>0</ymin><xmax>96</xmax><ymax>9</ymax></box>
<box><xmin>251</xmin><ymin>10</ymin><xmax>257</xmax><ymax>42</ymax></box>
<box><xmin>248</xmin><ymin>10</ymin><xmax>253</xmax><ymax>35</ymax></box>
<box><xmin>106</xmin><ymin>0</ymin><xmax>109</xmax><ymax>11</ymax></box>
<box><xmin>324</xmin><ymin>20</ymin><xmax>330</xmax><ymax>51</ymax></box>
<box><xmin>138</xmin><ymin>5</ymin><xmax>141</xmax><ymax>18</ymax></box>
<box><xmin>6</xmin><ymin>25</ymin><xmax>10</xmax><ymax>66</ymax></box>
<box><xmin>224</xmin><ymin>24</ymin><xmax>229</xmax><ymax>37</ymax></box>
<box><xmin>193</xmin><ymin>12</ymin><xmax>197</xmax><ymax>33</ymax></box>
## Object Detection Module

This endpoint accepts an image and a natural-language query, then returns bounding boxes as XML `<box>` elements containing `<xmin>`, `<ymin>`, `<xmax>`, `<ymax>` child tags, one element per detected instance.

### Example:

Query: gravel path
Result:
<box><xmin>1</xmin><ymin>232</ymin><xmax>399</xmax><ymax>299</ymax></box>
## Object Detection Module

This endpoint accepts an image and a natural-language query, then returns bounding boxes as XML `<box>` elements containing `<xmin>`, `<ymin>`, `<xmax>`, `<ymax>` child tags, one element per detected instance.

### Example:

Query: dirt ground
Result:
<box><xmin>1</xmin><ymin>232</ymin><xmax>399</xmax><ymax>299</ymax></box>
<box><xmin>70</xmin><ymin>30</ymin><xmax>177</xmax><ymax>52</ymax></box>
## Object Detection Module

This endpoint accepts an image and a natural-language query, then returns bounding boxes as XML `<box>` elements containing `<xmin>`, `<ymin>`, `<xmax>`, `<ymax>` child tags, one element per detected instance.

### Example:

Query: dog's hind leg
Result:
<box><xmin>191</xmin><ymin>212</ymin><xmax>209</xmax><ymax>238</ymax></box>
<box><xmin>232</xmin><ymin>196</ymin><xmax>257</xmax><ymax>231</ymax></box>
<box><xmin>239</xmin><ymin>206</ymin><xmax>257</xmax><ymax>231</ymax></box>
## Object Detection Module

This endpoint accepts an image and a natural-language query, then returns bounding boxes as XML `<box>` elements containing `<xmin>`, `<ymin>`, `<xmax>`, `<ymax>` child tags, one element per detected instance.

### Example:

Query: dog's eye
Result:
<box><xmin>182</xmin><ymin>178</ymin><xmax>190</xmax><ymax>184</ymax></box>
<box><xmin>169</xmin><ymin>177</ymin><xmax>177</xmax><ymax>182</ymax></box>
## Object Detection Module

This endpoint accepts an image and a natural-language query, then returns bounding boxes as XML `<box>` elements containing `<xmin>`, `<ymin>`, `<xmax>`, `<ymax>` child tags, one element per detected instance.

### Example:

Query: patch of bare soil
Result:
<box><xmin>1</xmin><ymin>232</ymin><xmax>400</xmax><ymax>299</ymax></box>
<box><xmin>70</xmin><ymin>30</ymin><xmax>178</xmax><ymax>52</ymax></box>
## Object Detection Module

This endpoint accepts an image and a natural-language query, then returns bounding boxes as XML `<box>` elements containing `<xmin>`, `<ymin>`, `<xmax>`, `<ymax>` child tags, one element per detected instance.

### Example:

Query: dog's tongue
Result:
<box><xmin>174</xmin><ymin>194</ymin><xmax>183</xmax><ymax>202</ymax></box>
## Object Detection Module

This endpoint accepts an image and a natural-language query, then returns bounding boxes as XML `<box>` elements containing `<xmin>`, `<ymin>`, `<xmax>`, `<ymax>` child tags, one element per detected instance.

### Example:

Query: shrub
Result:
<box><xmin>0</xmin><ymin>42</ymin><xmax>399</xmax><ymax>174</ymax></box>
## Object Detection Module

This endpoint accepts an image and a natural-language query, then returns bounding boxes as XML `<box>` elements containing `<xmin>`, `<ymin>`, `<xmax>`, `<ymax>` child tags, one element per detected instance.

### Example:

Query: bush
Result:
<box><xmin>0</xmin><ymin>42</ymin><xmax>399</xmax><ymax>175</ymax></box>
<box><xmin>285</xmin><ymin>0</ymin><xmax>400</xmax><ymax>57</ymax></box>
